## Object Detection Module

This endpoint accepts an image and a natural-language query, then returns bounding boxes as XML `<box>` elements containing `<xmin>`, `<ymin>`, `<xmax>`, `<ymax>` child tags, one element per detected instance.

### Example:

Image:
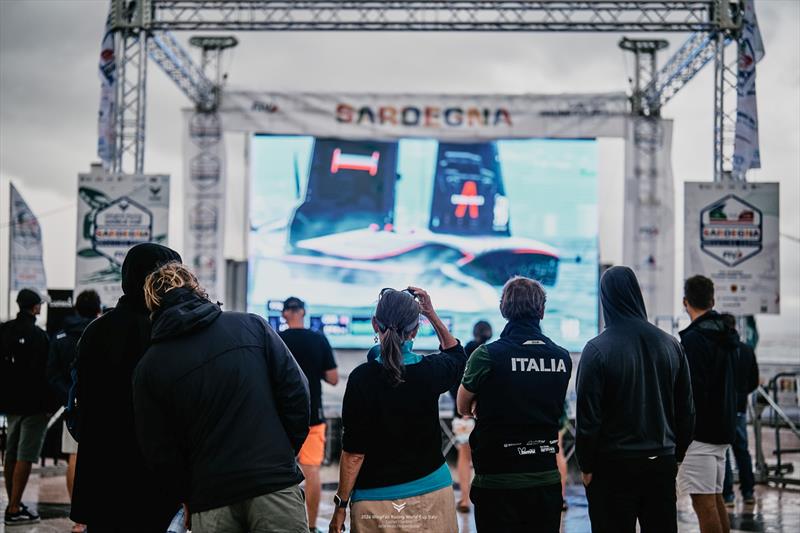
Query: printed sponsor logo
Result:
<box><xmin>391</xmin><ymin>502</ymin><xmax>407</xmax><ymax>513</ymax></box>
<box><xmin>189</xmin><ymin>113</ymin><xmax>221</xmax><ymax>148</ymax></box>
<box><xmin>699</xmin><ymin>194</ymin><xmax>763</xmax><ymax>267</ymax></box>
<box><xmin>335</xmin><ymin>103</ymin><xmax>512</xmax><ymax>128</ymax></box>
<box><xmin>251</xmin><ymin>100</ymin><xmax>279</xmax><ymax>113</ymax></box>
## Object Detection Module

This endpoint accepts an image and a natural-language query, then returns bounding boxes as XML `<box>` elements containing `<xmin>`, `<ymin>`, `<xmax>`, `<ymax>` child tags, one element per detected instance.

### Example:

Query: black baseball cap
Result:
<box><xmin>16</xmin><ymin>288</ymin><xmax>44</xmax><ymax>309</ymax></box>
<box><xmin>282</xmin><ymin>297</ymin><xmax>305</xmax><ymax>312</ymax></box>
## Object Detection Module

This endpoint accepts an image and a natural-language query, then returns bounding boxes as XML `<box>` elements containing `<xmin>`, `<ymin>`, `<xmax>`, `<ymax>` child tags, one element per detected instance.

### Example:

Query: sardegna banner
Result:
<box><xmin>684</xmin><ymin>181</ymin><xmax>779</xmax><ymax>315</ymax></box>
<box><xmin>75</xmin><ymin>165</ymin><xmax>170</xmax><ymax>306</ymax></box>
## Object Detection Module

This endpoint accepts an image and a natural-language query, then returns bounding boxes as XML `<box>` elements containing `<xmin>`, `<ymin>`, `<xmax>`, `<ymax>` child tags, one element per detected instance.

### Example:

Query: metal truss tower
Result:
<box><xmin>108</xmin><ymin>0</ymin><xmax>745</xmax><ymax>180</ymax></box>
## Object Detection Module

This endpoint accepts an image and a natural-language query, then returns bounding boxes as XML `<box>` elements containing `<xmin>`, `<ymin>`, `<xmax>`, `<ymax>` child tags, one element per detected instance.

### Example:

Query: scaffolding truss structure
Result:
<box><xmin>108</xmin><ymin>0</ymin><xmax>745</xmax><ymax>181</ymax></box>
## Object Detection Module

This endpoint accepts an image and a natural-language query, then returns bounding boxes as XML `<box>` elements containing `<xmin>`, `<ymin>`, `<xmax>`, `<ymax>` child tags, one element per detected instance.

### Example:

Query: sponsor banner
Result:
<box><xmin>75</xmin><ymin>167</ymin><xmax>170</xmax><ymax>306</ymax></box>
<box><xmin>183</xmin><ymin>110</ymin><xmax>226</xmax><ymax>302</ymax></box>
<box><xmin>733</xmin><ymin>0</ymin><xmax>765</xmax><ymax>176</ymax></box>
<box><xmin>9</xmin><ymin>184</ymin><xmax>47</xmax><ymax>292</ymax></box>
<box><xmin>684</xmin><ymin>181</ymin><xmax>779</xmax><ymax>314</ymax></box>
<box><xmin>97</xmin><ymin>3</ymin><xmax>116</xmax><ymax>168</ymax></box>
<box><xmin>623</xmin><ymin>118</ymin><xmax>675</xmax><ymax>319</ymax></box>
<box><xmin>219</xmin><ymin>91</ymin><xmax>629</xmax><ymax>140</ymax></box>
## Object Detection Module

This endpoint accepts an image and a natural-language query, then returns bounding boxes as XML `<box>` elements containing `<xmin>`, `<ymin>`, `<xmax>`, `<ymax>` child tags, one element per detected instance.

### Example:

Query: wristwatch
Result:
<box><xmin>333</xmin><ymin>494</ymin><xmax>349</xmax><ymax>509</ymax></box>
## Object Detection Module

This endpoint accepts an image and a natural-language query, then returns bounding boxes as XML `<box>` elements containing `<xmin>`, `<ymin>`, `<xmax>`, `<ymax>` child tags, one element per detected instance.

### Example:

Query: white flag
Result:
<box><xmin>97</xmin><ymin>4</ymin><xmax>116</xmax><ymax>168</ymax></box>
<box><xmin>9</xmin><ymin>184</ymin><xmax>47</xmax><ymax>292</ymax></box>
<box><xmin>732</xmin><ymin>0</ymin><xmax>765</xmax><ymax>177</ymax></box>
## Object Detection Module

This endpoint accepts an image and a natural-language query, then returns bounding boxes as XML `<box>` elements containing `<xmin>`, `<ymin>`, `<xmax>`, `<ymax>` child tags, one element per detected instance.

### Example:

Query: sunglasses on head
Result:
<box><xmin>379</xmin><ymin>287</ymin><xmax>417</xmax><ymax>299</ymax></box>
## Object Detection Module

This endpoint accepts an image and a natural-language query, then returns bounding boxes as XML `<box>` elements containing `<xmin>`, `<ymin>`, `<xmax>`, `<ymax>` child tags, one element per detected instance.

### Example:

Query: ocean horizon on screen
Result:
<box><xmin>247</xmin><ymin>135</ymin><xmax>598</xmax><ymax>352</ymax></box>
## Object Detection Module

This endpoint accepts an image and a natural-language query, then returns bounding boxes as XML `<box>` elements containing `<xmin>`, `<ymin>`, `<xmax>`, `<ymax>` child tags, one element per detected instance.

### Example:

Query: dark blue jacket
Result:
<box><xmin>576</xmin><ymin>266</ymin><xmax>695</xmax><ymax>474</ymax></box>
<box><xmin>470</xmin><ymin>319</ymin><xmax>571</xmax><ymax>476</ymax></box>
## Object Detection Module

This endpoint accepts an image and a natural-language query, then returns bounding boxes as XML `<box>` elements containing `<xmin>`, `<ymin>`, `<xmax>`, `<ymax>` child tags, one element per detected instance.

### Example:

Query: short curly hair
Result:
<box><xmin>143</xmin><ymin>261</ymin><xmax>208</xmax><ymax>312</ymax></box>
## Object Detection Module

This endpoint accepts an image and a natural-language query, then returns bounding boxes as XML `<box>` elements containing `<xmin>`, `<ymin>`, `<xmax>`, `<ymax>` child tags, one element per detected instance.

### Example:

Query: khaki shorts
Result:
<box><xmin>192</xmin><ymin>484</ymin><xmax>307</xmax><ymax>533</ymax></box>
<box><xmin>61</xmin><ymin>421</ymin><xmax>78</xmax><ymax>454</ymax></box>
<box><xmin>5</xmin><ymin>413</ymin><xmax>48</xmax><ymax>462</ymax></box>
<box><xmin>351</xmin><ymin>485</ymin><xmax>458</xmax><ymax>533</ymax></box>
<box><xmin>678</xmin><ymin>440</ymin><xmax>728</xmax><ymax>495</ymax></box>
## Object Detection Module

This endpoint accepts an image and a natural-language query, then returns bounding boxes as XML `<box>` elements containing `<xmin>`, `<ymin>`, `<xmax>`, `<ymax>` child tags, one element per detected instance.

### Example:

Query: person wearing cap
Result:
<box><xmin>0</xmin><ymin>288</ymin><xmax>50</xmax><ymax>525</ymax></box>
<box><xmin>69</xmin><ymin>244</ymin><xmax>182</xmax><ymax>532</ymax></box>
<box><xmin>279</xmin><ymin>297</ymin><xmax>338</xmax><ymax>533</ymax></box>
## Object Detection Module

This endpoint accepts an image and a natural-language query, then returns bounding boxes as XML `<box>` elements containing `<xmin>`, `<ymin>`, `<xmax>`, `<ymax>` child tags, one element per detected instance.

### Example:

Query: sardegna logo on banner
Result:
<box><xmin>189</xmin><ymin>202</ymin><xmax>219</xmax><ymax>237</ymax></box>
<box><xmin>92</xmin><ymin>196</ymin><xmax>153</xmax><ymax>265</ymax></box>
<box><xmin>699</xmin><ymin>194</ymin><xmax>762</xmax><ymax>267</ymax></box>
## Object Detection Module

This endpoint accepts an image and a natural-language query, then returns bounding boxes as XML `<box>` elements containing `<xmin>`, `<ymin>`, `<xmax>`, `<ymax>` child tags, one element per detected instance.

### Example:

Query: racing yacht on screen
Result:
<box><xmin>282</xmin><ymin>139</ymin><xmax>560</xmax><ymax>292</ymax></box>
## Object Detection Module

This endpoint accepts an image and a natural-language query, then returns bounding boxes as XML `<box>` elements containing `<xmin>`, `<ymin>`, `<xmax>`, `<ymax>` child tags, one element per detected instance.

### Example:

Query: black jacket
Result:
<box><xmin>679</xmin><ymin>311</ymin><xmax>739</xmax><ymax>444</ymax></box>
<box><xmin>70</xmin><ymin>243</ymin><xmax>182</xmax><ymax>531</ymax></box>
<box><xmin>576</xmin><ymin>266</ymin><xmax>695</xmax><ymax>474</ymax></box>
<box><xmin>735</xmin><ymin>342</ymin><xmax>759</xmax><ymax>413</ymax></box>
<box><xmin>0</xmin><ymin>312</ymin><xmax>50</xmax><ymax>415</ymax></box>
<box><xmin>133</xmin><ymin>288</ymin><xmax>310</xmax><ymax>513</ymax></box>
<box><xmin>47</xmin><ymin>314</ymin><xmax>93</xmax><ymax>406</ymax></box>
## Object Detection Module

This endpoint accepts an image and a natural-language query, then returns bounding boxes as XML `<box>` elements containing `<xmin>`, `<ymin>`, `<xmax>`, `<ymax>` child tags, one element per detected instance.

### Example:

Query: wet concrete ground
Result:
<box><xmin>1</xmin><ymin>463</ymin><xmax>798</xmax><ymax>532</ymax></box>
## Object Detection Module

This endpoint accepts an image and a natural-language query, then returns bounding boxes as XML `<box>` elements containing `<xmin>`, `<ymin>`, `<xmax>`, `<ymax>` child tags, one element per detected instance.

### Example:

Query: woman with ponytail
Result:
<box><xmin>330</xmin><ymin>287</ymin><xmax>465</xmax><ymax>533</ymax></box>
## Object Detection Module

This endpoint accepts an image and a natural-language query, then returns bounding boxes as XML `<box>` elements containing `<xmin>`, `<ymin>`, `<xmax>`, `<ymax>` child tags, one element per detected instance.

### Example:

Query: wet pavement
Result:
<box><xmin>2</xmin><ymin>463</ymin><xmax>798</xmax><ymax>532</ymax></box>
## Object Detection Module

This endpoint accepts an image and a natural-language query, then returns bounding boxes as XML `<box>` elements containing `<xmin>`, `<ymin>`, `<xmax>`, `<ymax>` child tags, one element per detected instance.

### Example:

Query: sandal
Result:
<box><xmin>72</xmin><ymin>523</ymin><xmax>87</xmax><ymax>533</ymax></box>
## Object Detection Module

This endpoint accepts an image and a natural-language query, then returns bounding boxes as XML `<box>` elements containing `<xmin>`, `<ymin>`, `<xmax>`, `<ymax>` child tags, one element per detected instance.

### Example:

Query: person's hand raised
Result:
<box><xmin>408</xmin><ymin>286</ymin><xmax>434</xmax><ymax>319</ymax></box>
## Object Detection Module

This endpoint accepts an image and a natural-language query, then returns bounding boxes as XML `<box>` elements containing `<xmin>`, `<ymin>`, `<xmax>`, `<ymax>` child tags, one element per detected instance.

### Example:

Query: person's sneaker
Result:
<box><xmin>723</xmin><ymin>496</ymin><xmax>735</xmax><ymax>508</ymax></box>
<box><xmin>4</xmin><ymin>506</ymin><xmax>40</xmax><ymax>525</ymax></box>
<box><xmin>743</xmin><ymin>494</ymin><xmax>756</xmax><ymax>505</ymax></box>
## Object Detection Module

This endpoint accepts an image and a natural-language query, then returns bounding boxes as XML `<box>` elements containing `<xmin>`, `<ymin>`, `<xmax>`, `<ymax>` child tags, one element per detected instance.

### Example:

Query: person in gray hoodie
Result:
<box><xmin>576</xmin><ymin>266</ymin><xmax>695</xmax><ymax>533</ymax></box>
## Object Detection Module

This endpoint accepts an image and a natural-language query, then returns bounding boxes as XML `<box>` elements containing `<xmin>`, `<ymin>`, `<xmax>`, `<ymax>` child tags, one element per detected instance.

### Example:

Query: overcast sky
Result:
<box><xmin>0</xmin><ymin>0</ymin><xmax>797</xmax><ymax>340</ymax></box>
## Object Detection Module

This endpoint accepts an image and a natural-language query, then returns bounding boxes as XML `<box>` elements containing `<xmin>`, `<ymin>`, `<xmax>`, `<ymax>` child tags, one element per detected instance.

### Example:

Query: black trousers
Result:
<box><xmin>586</xmin><ymin>455</ymin><xmax>678</xmax><ymax>533</ymax></box>
<box><xmin>470</xmin><ymin>483</ymin><xmax>562</xmax><ymax>533</ymax></box>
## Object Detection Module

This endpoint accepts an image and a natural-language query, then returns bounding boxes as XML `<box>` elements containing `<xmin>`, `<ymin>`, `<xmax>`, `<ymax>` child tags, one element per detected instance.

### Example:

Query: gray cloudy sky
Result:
<box><xmin>0</xmin><ymin>0</ymin><xmax>798</xmax><ymax>340</ymax></box>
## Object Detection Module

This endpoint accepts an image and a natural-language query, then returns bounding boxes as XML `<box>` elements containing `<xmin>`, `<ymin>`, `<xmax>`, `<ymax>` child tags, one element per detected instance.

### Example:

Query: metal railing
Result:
<box><xmin>752</xmin><ymin>372</ymin><xmax>800</xmax><ymax>487</ymax></box>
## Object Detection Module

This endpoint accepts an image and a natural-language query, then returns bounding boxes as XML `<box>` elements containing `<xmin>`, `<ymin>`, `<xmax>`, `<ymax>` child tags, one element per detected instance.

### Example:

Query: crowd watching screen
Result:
<box><xmin>248</xmin><ymin>135</ymin><xmax>599</xmax><ymax>351</ymax></box>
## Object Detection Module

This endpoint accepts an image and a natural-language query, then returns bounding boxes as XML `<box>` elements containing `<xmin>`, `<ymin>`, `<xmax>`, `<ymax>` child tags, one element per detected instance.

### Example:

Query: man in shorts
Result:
<box><xmin>280</xmin><ymin>297</ymin><xmax>338</xmax><ymax>533</ymax></box>
<box><xmin>1</xmin><ymin>289</ymin><xmax>50</xmax><ymax>525</ymax></box>
<box><xmin>679</xmin><ymin>276</ymin><xmax>738</xmax><ymax>533</ymax></box>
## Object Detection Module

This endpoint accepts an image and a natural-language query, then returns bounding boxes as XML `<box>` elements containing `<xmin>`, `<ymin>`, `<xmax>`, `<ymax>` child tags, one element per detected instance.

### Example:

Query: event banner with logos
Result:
<box><xmin>623</xmin><ymin>119</ymin><xmax>675</xmax><ymax>319</ymax></box>
<box><xmin>219</xmin><ymin>91</ymin><xmax>629</xmax><ymax>140</ymax></box>
<box><xmin>75</xmin><ymin>167</ymin><xmax>170</xmax><ymax>306</ymax></box>
<box><xmin>183</xmin><ymin>110</ymin><xmax>226</xmax><ymax>303</ymax></box>
<box><xmin>684</xmin><ymin>181</ymin><xmax>779</xmax><ymax>315</ymax></box>
<box><xmin>9</xmin><ymin>183</ymin><xmax>47</xmax><ymax>292</ymax></box>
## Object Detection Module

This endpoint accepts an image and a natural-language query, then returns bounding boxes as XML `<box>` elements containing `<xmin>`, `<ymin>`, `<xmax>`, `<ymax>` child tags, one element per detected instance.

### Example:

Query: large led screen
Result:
<box><xmin>248</xmin><ymin>136</ymin><xmax>598</xmax><ymax>351</ymax></box>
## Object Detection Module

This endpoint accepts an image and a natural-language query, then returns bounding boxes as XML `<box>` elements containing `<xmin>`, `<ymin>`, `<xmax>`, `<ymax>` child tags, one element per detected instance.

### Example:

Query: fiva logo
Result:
<box><xmin>391</xmin><ymin>502</ymin><xmax>407</xmax><ymax>513</ymax></box>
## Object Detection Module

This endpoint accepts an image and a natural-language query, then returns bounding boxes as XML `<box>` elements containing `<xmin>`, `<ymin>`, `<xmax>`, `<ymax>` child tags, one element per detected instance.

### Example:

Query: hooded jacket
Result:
<box><xmin>133</xmin><ymin>288</ymin><xmax>310</xmax><ymax>513</ymax></box>
<box><xmin>70</xmin><ymin>243</ymin><xmax>182</xmax><ymax>531</ymax></box>
<box><xmin>0</xmin><ymin>311</ymin><xmax>50</xmax><ymax>415</ymax></box>
<box><xmin>576</xmin><ymin>266</ymin><xmax>695</xmax><ymax>474</ymax></box>
<box><xmin>47</xmin><ymin>314</ymin><xmax>93</xmax><ymax>406</ymax></box>
<box><xmin>679</xmin><ymin>311</ymin><xmax>738</xmax><ymax>444</ymax></box>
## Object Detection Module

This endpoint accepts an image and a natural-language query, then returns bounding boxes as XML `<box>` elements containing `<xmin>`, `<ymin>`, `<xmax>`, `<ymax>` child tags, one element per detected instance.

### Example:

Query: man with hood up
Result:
<box><xmin>576</xmin><ymin>266</ymin><xmax>695</xmax><ymax>533</ymax></box>
<box><xmin>70</xmin><ymin>243</ymin><xmax>182</xmax><ymax>532</ymax></box>
<box><xmin>678</xmin><ymin>275</ymin><xmax>738</xmax><ymax>533</ymax></box>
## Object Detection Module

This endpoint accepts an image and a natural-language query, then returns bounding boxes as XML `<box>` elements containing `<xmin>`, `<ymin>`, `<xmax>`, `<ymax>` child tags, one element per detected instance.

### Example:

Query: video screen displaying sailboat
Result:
<box><xmin>248</xmin><ymin>135</ymin><xmax>598</xmax><ymax>351</ymax></box>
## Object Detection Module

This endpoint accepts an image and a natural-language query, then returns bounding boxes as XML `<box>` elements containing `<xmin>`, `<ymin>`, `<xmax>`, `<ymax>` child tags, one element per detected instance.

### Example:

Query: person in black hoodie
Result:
<box><xmin>70</xmin><ymin>243</ymin><xmax>182</xmax><ymax>532</ymax></box>
<box><xmin>1</xmin><ymin>288</ymin><xmax>50</xmax><ymax>526</ymax></box>
<box><xmin>133</xmin><ymin>262</ymin><xmax>311</xmax><ymax>533</ymax></box>
<box><xmin>576</xmin><ymin>266</ymin><xmax>695</xmax><ymax>533</ymax></box>
<box><xmin>720</xmin><ymin>313</ymin><xmax>758</xmax><ymax>507</ymax></box>
<box><xmin>678</xmin><ymin>275</ymin><xmax>738</xmax><ymax>533</ymax></box>
<box><xmin>46</xmin><ymin>289</ymin><xmax>101</xmax><ymax>533</ymax></box>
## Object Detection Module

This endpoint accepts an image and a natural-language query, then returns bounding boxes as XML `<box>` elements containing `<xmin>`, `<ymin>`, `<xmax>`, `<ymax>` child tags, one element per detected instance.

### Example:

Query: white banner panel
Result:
<box><xmin>623</xmin><ymin>119</ymin><xmax>675</xmax><ymax>318</ymax></box>
<box><xmin>684</xmin><ymin>181</ymin><xmax>779</xmax><ymax>314</ymax></box>
<box><xmin>75</xmin><ymin>166</ymin><xmax>170</xmax><ymax>306</ymax></box>
<box><xmin>183</xmin><ymin>110</ymin><xmax>226</xmax><ymax>303</ymax></box>
<box><xmin>9</xmin><ymin>184</ymin><xmax>47</xmax><ymax>292</ymax></box>
<box><xmin>219</xmin><ymin>91</ymin><xmax>629</xmax><ymax>140</ymax></box>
